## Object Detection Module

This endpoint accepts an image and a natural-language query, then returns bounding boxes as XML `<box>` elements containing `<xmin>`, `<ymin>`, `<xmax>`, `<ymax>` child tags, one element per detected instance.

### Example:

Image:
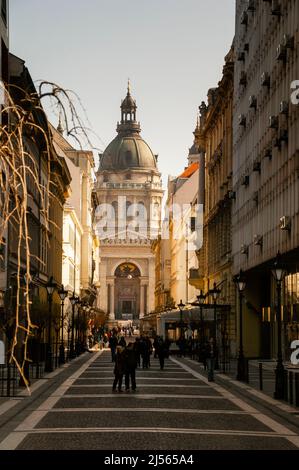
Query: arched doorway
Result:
<box><xmin>114</xmin><ymin>263</ymin><xmax>141</xmax><ymax>322</ymax></box>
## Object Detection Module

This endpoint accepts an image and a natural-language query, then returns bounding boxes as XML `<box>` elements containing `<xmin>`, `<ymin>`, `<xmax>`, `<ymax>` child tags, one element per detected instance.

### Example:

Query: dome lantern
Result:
<box><xmin>120</xmin><ymin>79</ymin><xmax>137</xmax><ymax>123</ymax></box>
<box><xmin>99</xmin><ymin>83</ymin><xmax>158</xmax><ymax>172</ymax></box>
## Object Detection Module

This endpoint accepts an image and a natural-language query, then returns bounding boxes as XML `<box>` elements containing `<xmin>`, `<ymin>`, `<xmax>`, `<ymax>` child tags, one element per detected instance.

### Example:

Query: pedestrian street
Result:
<box><xmin>0</xmin><ymin>350</ymin><xmax>298</xmax><ymax>450</ymax></box>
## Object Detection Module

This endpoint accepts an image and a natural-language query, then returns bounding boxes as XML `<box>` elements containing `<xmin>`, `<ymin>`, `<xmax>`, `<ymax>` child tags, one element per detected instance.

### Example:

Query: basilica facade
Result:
<box><xmin>95</xmin><ymin>85</ymin><xmax>163</xmax><ymax>326</ymax></box>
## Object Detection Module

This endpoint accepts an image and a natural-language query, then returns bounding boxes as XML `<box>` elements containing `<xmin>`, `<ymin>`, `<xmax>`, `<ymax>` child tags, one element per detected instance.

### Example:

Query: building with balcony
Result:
<box><xmin>195</xmin><ymin>47</ymin><xmax>236</xmax><ymax>355</ymax></box>
<box><xmin>232</xmin><ymin>0</ymin><xmax>299</xmax><ymax>359</ymax></box>
<box><xmin>52</xmin><ymin>125</ymin><xmax>100</xmax><ymax>321</ymax></box>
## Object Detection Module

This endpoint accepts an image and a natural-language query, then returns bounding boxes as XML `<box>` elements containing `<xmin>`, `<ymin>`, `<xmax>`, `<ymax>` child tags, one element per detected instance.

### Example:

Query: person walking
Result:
<box><xmin>124</xmin><ymin>342</ymin><xmax>138</xmax><ymax>391</ymax></box>
<box><xmin>155</xmin><ymin>337</ymin><xmax>167</xmax><ymax>370</ymax></box>
<box><xmin>177</xmin><ymin>336</ymin><xmax>186</xmax><ymax>357</ymax></box>
<box><xmin>153</xmin><ymin>336</ymin><xmax>159</xmax><ymax>358</ymax></box>
<box><xmin>206</xmin><ymin>337</ymin><xmax>217</xmax><ymax>382</ymax></box>
<box><xmin>109</xmin><ymin>332</ymin><xmax>118</xmax><ymax>362</ymax></box>
<box><xmin>134</xmin><ymin>337</ymin><xmax>141</xmax><ymax>367</ymax></box>
<box><xmin>112</xmin><ymin>345</ymin><xmax>125</xmax><ymax>392</ymax></box>
<box><xmin>118</xmin><ymin>336</ymin><xmax>126</xmax><ymax>348</ymax></box>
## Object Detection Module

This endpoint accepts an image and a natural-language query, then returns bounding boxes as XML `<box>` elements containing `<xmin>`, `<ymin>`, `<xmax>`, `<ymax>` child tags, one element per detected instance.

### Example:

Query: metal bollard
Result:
<box><xmin>259</xmin><ymin>362</ymin><xmax>263</xmax><ymax>391</ymax></box>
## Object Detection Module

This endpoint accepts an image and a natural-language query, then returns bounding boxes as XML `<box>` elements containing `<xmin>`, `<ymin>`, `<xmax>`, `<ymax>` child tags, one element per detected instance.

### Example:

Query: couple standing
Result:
<box><xmin>112</xmin><ymin>342</ymin><xmax>137</xmax><ymax>392</ymax></box>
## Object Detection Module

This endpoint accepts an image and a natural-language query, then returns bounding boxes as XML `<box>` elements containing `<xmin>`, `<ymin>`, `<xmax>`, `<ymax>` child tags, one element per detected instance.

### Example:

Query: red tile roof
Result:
<box><xmin>179</xmin><ymin>162</ymin><xmax>199</xmax><ymax>178</ymax></box>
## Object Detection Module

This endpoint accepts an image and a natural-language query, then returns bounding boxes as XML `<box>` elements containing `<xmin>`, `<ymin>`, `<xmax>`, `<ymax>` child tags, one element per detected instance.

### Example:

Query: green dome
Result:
<box><xmin>100</xmin><ymin>134</ymin><xmax>157</xmax><ymax>171</ymax></box>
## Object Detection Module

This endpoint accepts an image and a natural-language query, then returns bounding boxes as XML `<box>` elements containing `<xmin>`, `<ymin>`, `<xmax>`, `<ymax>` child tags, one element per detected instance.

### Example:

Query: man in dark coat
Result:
<box><xmin>155</xmin><ymin>337</ymin><xmax>168</xmax><ymax>370</ymax></box>
<box><xmin>109</xmin><ymin>333</ymin><xmax>118</xmax><ymax>362</ymax></box>
<box><xmin>206</xmin><ymin>337</ymin><xmax>217</xmax><ymax>382</ymax></box>
<box><xmin>112</xmin><ymin>346</ymin><xmax>125</xmax><ymax>392</ymax></box>
<box><xmin>124</xmin><ymin>342</ymin><xmax>138</xmax><ymax>391</ymax></box>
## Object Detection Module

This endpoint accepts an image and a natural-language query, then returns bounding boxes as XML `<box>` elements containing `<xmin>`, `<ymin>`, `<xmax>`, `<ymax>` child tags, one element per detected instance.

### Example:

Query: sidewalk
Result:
<box><xmin>0</xmin><ymin>352</ymin><xmax>91</xmax><ymax>423</ymax></box>
<box><xmin>178</xmin><ymin>356</ymin><xmax>299</xmax><ymax>430</ymax></box>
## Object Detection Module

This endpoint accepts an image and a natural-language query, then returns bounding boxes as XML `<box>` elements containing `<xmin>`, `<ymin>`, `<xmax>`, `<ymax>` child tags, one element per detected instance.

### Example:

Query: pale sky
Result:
<box><xmin>9</xmin><ymin>0</ymin><xmax>235</xmax><ymax>187</ymax></box>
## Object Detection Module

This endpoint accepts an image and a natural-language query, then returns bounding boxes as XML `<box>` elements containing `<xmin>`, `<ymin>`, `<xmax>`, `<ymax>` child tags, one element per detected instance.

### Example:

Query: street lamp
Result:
<box><xmin>177</xmin><ymin>299</ymin><xmax>186</xmax><ymax>338</ymax></box>
<box><xmin>45</xmin><ymin>276</ymin><xmax>56</xmax><ymax>372</ymax></box>
<box><xmin>82</xmin><ymin>303</ymin><xmax>88</xmax><ymax>352</ymax></box>
<box><xmin>271</xmin><ymin>251</ymin><xmax>287</xmax><ymax>400</ymax></box>
<box><xmin>76</xmin><ymin>298</ymin><xmax>83</xmax><ymax>355</ymax></box>
<box><xmin>197</xmin><ymin>290</ymin><xmax>206</xmax><ymax>348</ymax></box>
<box><xmin>58</xmin><ymin>284</ymin><xmax>68</xmax><ymax>364</ymax></box>
<box><xmin>233</xmin><ymin>269</ymin><xmax>247</xmax><ymax>381</ymax></box>
<box><xmin>190</xmin><ymin>290</ymin><xmax>206</xmax><ymax>361</ymax></box>
<box><xmin>208</xmin><ymin>282</ymin><xmax>221</xmax><ymax>369</ymax></box>
<box><xmin>69</xmin><ymin>291</ymin><xmax>77</xmax><ymax>359</ymax></box>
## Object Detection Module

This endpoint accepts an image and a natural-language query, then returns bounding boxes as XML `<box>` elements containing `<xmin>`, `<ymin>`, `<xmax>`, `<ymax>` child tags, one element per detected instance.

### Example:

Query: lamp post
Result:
<box><xmin>190</xmin><ymin>291</ymin><xmax>206</xmax><ymax>362</ymax></box>
<box><xmin>177</xmin><ymin>300</ymin><xmax>186</xmax><ymax>339</ymax></box>
<box><xmin>58</xmin><ymin>285</ymin><xmax>68</xmax><ymax>364</ymax></box>
<box><xmin>76</xmin><ymin>299</ymin><xmax>82</xmax><ymax>355</ymax></box>
<box><xmin>233</xmin><ymin>270</ymin><xmax>247</xmax><ymax>381</ymax></box>
<box><xmin>271</xmin><ymin>251</ymin><xmax>287</xmax><ymax>400</ymax></box>
<box><xmin>208</xmin><ymin>282</ymin><xmax>221</xmax><ymax>369</ymax></box>
<box><xmin>82</xmin><ymin>303</ymin><xmax>88</xmax><ymax>352</ymax></box>
<box><xmin>45</xmin><ymin>276</ymin><xmax>56</xmax><ymax>372</ymax></box>
<box><xmin>197</xmin><ymin>291</ymin><xmax>206</xmax><ymax>347</ymax></box>
<box><xmin>69</xmin><ymin>291</ymin><xmax>77</xmax><ymax>359</ymax></box>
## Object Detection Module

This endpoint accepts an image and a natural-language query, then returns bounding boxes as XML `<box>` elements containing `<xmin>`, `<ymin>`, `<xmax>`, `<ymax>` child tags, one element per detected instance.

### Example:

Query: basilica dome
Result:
<box><xmin>100</xmin><ymin>135</ymin><xmax>157</xmax><ymax>171</ymax></box>
<box><xmin>99</xmin><ymin>83</ymin><xmax>157</xmax><ymax>171</ymax></box>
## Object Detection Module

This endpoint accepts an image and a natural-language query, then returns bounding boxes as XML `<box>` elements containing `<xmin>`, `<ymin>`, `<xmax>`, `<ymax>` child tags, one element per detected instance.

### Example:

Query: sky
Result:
<box><xmin>9</xmin><ymin>0</ymin><xmax>235</xmax><ymax>188</ymax></box>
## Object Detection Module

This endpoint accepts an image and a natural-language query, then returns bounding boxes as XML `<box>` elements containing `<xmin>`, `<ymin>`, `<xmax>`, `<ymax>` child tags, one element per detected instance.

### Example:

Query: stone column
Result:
<box><xmin>139</xmin><ymin>283</ymin><xmax>145</xmax><ymax>318</ymax></box>
<box><xmin>148</xmin><ymin>257</ymin><xmax>155</xmax><ymax>313</ymax></box>
<box><xmin>99</xmin><ymin>260</ymin><xmax>107</xmax><ymax>313</ymax></box>
<box><xmin>109</xmin><ymin>282</ymin><xmax>115</xmax><ymax>320</ymax></box>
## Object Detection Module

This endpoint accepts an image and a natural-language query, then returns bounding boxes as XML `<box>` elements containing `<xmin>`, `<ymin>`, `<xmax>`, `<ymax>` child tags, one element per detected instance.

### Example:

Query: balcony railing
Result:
<box><xmin>98</xmin><ymin>182</ymin><xmax>163</xmax><ymax>190</ymax></box>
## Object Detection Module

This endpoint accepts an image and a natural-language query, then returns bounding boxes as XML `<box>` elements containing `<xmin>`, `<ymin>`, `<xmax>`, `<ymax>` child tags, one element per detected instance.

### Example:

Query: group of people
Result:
<box><xmin>112</xmin><ymin>342</ymin><xmax>138</xmax><ymax>392</ymax></box>
<box><xmin>109</xmin><ymin>327</ymin><xmax>218</xmax><ymax>390</ymax></box>
<box><xmin>176</xmin><ymin>335</ymin><xmax>218</xmax><ymax>382</ymax></box>
<box><xmin>108</xmin><ymin>331</ymin><xmax>172</xmax><ymax>392</ymax></box>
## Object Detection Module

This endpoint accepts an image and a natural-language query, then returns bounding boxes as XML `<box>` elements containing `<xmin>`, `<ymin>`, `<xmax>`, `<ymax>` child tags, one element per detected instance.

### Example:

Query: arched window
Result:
<box><xmin>137</xmin><ymin>201</ymin><xmax>146</xmax><ymax>219</ymax></box>
<box><xmin>115</xmin><ymin>263</ymin><xmax>141</xmax><ymax>278</ymax></box>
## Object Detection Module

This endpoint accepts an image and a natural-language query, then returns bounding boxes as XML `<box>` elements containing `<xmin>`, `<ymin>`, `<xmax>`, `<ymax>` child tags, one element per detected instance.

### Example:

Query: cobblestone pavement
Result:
<box><xmin>0</xmin><ymin>350</ymin><xmax>299</xmax><ymax>450</ymax></box>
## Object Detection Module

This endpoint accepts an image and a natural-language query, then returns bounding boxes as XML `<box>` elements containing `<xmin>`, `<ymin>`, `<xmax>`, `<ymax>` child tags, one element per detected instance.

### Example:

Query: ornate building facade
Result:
<box><xmin>232</xmin><ymin>0</ymin><xmax>299</xmax><ymax>359</ymax></box>
<box><xmin>95</xmin><ymin>85</ymin><xmax>163</xmax><ymax>326</ymax></box>
<box><xmin>193</xmin><ymin>47</ymin><xmax>236</xmax><ymax>354</ymax></box>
